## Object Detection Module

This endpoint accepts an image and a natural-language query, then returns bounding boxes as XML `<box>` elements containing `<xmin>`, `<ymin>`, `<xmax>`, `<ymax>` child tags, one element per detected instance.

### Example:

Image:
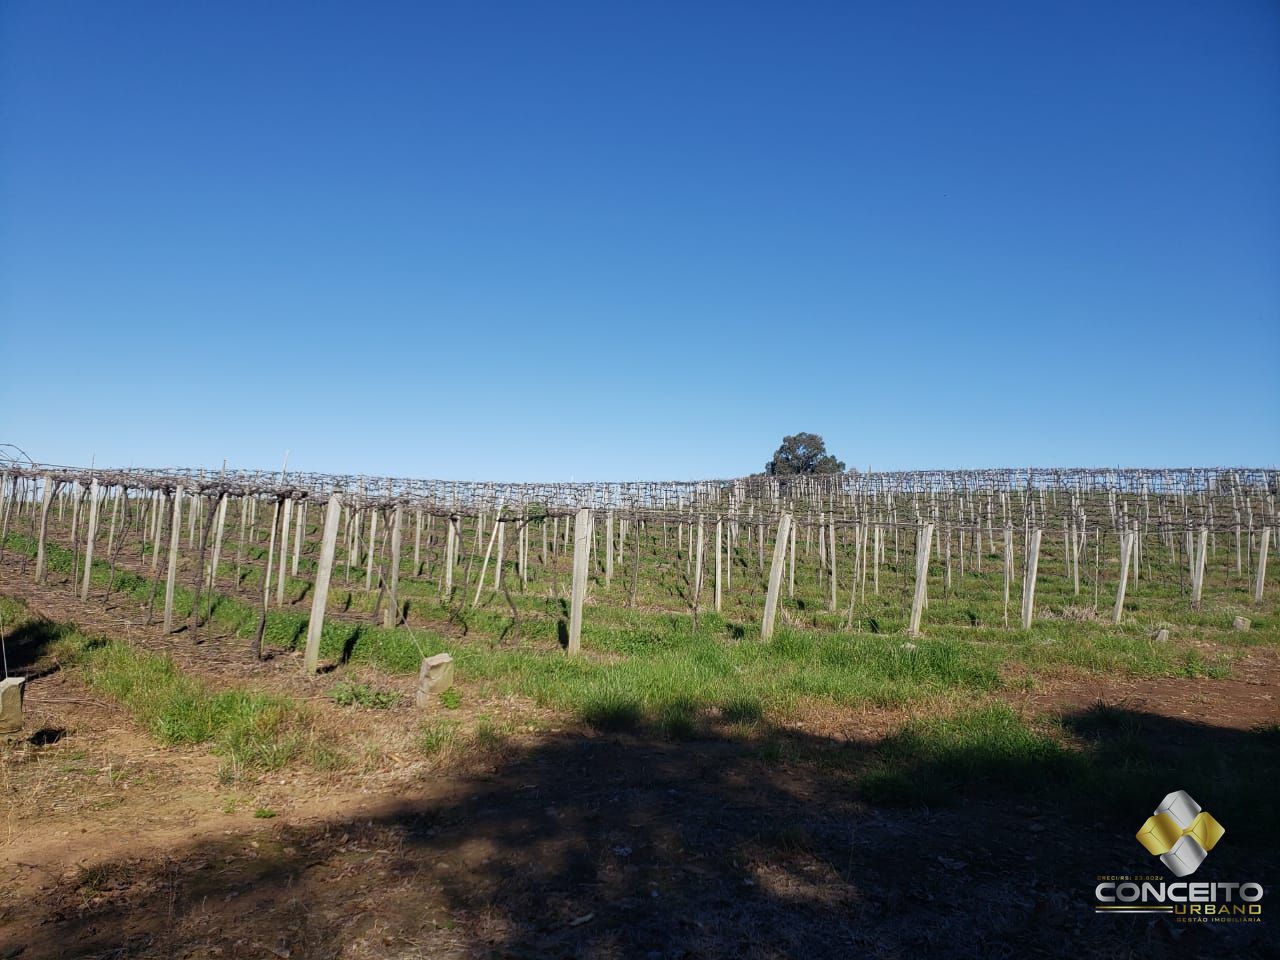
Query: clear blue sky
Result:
<box><xmin>2</xmin><ymin>1</ymin><xmax>1277</xmax><ymax>480</ymax></box>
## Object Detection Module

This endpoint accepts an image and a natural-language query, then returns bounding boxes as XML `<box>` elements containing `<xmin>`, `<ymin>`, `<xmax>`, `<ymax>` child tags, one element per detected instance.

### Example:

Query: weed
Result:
<box><xmin>329</xmin><ymin>680</ymin><xmax>401</xmax><ymax>709</ymax></box>
<box><xmin>439</xmin><ymin>687</ymin><xmax>462</xmax><ymax>710</ymax></box>
<box><xmin>419</xmin><ymin>718</ymin><xmax>459</xmax><ymax>756</ymax></box>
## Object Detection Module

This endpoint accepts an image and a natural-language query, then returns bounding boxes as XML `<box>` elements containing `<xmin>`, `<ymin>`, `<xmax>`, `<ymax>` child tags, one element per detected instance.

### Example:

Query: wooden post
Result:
<box><xmin>365</xmin><ymin>508</ymin><xmax>377</xmax><ymax>592</ymax></box>
<box><xmin>1255</xmin><ymin>527</ymin><xmax>1270</xmax><ymax>603</ymax></box>
<box><xmin>69</xmin><ymin>481</ymin><xmax>84</xmax><ymax>591</ymax></box>
<box><xmin>568</xmin><ymin>508</ymin><xmax>592</xmax><ymax>655</ymax></box>
<box><xmin>873</xmin><ymin>524</ymin><xmax>882</xmax><ymax>595</ymax></box>
<box><xmin>189</xmin><ymin>492</ymin><xmax>223</xmax><ymax>642</ymax></box>
<box><xmin>34</xmin><ymin>477</ymin><xmax>54</xmax><ymax>584</ymax></box>
<box><xmin>993</xmin><ymin>529</ymin><xmax>1013</xmax><ymax>627</ymax></box>
<box><xmin>517</xmin><ymin>512</ymin><xmax>527</xmax><ymax>585</ymax></box>
<box><xmin>472</xmin><ymin>511</ymin><xmax>502</xmax><ymax>607</ymax></box>
<box><xmin>235</xmin><ymin>496</ymin><xmax>249</xmax><ymax>585</ymax></box>
<box><xmin>727</xmin><ymin>514</ymin><xmax>737</xmax><ymax>599</ymax></box>
<box><xmin>788</xmin><ymin>519</ymin><xmax>796</xmax><ymax>599</ymax></box>
<box><xmin>385</xmin><ymin>503</ymin><xmax>403</xmax><ymax>628</ymax></box>
<box><xmin>303</xmin><ymin>493</ymin><xmax>342</xmax><ymax>674</ymax></box>
<box><xmin>0</xmin><ymin>474</ymin><xmax>14</xmax><ymax>565</ymax></box>
<box><xmin>1021</xmin><ymin>528</ymin><xmax>1042</xmax><ymax>630</ymax></box>
<box><xmin>1113</xmin><ymin>529</ymin><xmax>1134</xmax><ymax>624</ymax></box>
<box><xmin>714</xmin><ymin>517</ymin><xmax>723</xmax><ymax>613</ymax></box>
<box><xmin>943</xmin><ymin>524</ymin><xmax>952</xmax><ymax>597</ymax></box>
<box><xmin>79</xmin><ymin>479</ymin><xmax>100</xmax><ymax>600</ymax></box>
<box><xmin>104</xmin><ymin>486</ymin><xmax>122</xmax><ymax>573</ymax></box>
<box><xmin>605</xmin><ymin>510</ymin><xmax>615</xmax><ymax>588</ymax></box>
<box><xmin>163</xmin><ymin>487</ymin><xmax>183</xmax><ymax>633</ymax></box>
<box><xmin>760</xmin><ymin>512</ymin><xmax>793</xmax><ymax>641</ymax></box>
<box><xmin>291</xmin><ymin>499</ymin><xmax>305</xmax><ymax>575</ymax></box>
<box><xmin>1070</xmin><ymin>520</ymin><xmax>1080</xmax><ymax>596</ymax></box>
<box><xmin>344</xmin><ymin>505</ymin><xmax>357</xmax><ymax>583</ymax></box>
<box><xmin>262</xmin><ymin>498</ymin><xmax>280</xmax><ymax>612</ymax></box>
<box><xmin>1190</xmin><ymin>526</ymin><xmax>1208</xmax><ymax>610</ymax></box>
<box><xmin>443</xmin><ymin>515</ymin><xmax>457</xmax><ymax>597</ymax></box>
<box><xmin>149</xmin><ymin>490</ymin><xmax>164</xmax><ymax>573</ymax></box>
<box><xmin>828</xmin><ymin>516</ymin><xmax>838</xmax><ymax>612</ymax></box>
<box><xmin>276</xmin><ymin>497</ymin><xmax>293</xmax><ymax>607</ymax></box>
<box><xmin>908</xmin><ymin>522</ymin><xmax>934</xmax><ymax>637</ymax></box>
<box><xmin>692</xmin><ymin>519</ymin><xmax>705</xmax><ymax>614</ymax></box>
<box><xmin>207</xmin><ymin>494</ymin><xmax>228</xmax><ymax>589</ymax></box>
<box><xmin>494</xmin><ymin>518</ymin><xmax>505</xmax><ymax>590</ymax></box>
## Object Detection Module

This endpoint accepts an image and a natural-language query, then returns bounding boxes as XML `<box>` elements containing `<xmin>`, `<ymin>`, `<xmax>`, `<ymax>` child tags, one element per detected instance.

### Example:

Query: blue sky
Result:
<box><xmin>2</xmin><ymin>1</ymin><xmax>1276</xmax><ymax>480</ymax></box>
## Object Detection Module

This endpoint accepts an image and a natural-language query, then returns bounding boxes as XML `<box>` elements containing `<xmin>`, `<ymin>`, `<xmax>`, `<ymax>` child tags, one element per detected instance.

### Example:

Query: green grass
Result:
<box><xmin>65</xmin><ymin>636</ymin><xmax>310</xmax><ymax>773</ymax></box>
<box><xmin>417</xmin><ymin>713</ymin><xmax>509</xmax><ymax>761</ymax></box>
<box><xmin>861</xmin><ymin>705</ymin><xmax>1081</xmax><ymax>804</ymax></box>
<box><xmin>329</xmin><ymin>680</ymin><xmax>402</xmax><ymax>709</ymax></box>
<box><xmin>438</xmin><ymin>687</ymin><xmax>462</xmax><ymax>709</ymax></box>
<box><xmin>6</xmin><ymin>512</ymin><xmax>1278</xmax><ymax>843</ymax></box>
<box><xmin>419</xmin><ymin>717</ymin><xmax>460</xmax><ymax>755</ymax></box>
<box><xmin>3</xmin><ymin>595</ymin><xmax>325</xmax><ymax>777</ymax></box>
<box><xmin>4</xmin><ymin>523</ymin><xmax>1272</xmax><ymax>743</ymax></box>
<box><xmin>855</xmin><ymin>703</ymin><xmax>1280</xmax><ymax>840</ymax></box>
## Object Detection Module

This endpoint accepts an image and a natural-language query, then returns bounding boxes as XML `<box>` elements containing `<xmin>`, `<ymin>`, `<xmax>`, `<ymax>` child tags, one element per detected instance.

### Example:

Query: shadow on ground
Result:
<box><xmin>0</xmin><ymin>615</ymin><xmax>75</xmax><ymax>679</ymax></box>
<box><xmin>2</xmin><ymin>707</ymin><xmax>1276</xmax><ymax>959</ymax></box>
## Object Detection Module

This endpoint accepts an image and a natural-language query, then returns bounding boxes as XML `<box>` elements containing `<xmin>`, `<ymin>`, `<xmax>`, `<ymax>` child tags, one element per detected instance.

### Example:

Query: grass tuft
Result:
<box><xmin>862</xmin><ymin>705</ymin><xmax>1079</xmax><ymax>805</ymax></box>
<box><xmin>329</xmin><ymin>680</ymin><xmax>402</xmax><ymax>710</ymax></box>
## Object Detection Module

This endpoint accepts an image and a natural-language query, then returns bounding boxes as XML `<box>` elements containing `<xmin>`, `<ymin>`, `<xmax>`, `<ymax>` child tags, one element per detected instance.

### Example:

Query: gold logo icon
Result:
<box><xmin>1136</xmin><ymin>790</ymin><xmax>1224</xmax><ymax>877</ymax></box>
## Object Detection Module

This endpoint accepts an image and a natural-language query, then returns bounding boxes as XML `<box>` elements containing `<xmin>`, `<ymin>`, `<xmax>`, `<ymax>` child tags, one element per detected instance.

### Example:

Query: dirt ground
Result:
<box><xmin>2</xmin><ymin>567</ymin><xmax>1277</xmax><ymax>959</ymax></box>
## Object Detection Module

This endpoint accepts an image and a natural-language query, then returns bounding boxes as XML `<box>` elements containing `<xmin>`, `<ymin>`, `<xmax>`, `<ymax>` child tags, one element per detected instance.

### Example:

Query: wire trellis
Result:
<box><xmin>1</xmin><ymin>459</ymin><xmax>1275</xmax><ymax>533</ymax></box>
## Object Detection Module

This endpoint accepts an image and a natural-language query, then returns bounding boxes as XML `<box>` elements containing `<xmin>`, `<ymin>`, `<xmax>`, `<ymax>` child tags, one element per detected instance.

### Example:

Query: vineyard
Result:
<box><xmin>1</xmin><ymin>463</ymin><xmax>1275</xmax><ymax>656</ymax></box>
<box><xmin>1</xmin><ymin>459</ymin><xmax>1277</xmax><ymax>958</ymax></box>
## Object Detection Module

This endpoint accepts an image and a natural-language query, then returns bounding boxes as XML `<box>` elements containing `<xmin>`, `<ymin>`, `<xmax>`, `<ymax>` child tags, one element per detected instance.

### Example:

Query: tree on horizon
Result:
<box><xmin>763</xmin><ymin>433</ymin><xmax>846</xmax><ymax>476</ymax></box>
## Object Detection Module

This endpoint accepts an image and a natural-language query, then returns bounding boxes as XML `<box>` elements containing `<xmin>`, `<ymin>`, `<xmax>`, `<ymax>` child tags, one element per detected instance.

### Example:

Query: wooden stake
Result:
<box><xmin>788</xmin><ymin>519</ymin><xmax>796</xmax><ymax>599</ymax></box>
<box><xmin>235</xmin><ymin>496</ymin><xmax>249</xmax><ymax>586</ymax></box>
<box><xmin>568</xmin><ymin>508</ymin><xmax>592</xmax><ymax>655</ymax></box>
<box><xmin>828</xmin><ymin>516</ymin><xmax>838</xmax><ymax>612</ymax></box>
<box><xmin>208</xmin><ymin>494</ymin><xmax>228</xmax><ymax>590</ymax></box>
<box><xmin>262</xmin><ymin>499</ymin><xmax>281</xmax><ymax>613</ymax></box>
<box><xmin>303</xmin><ymin>493</ymin><xmax>342</xmax><ymax>674</ymax></box>
<box><xmin>908</xmin><ymin>523</ymin><xmax>934</xmax><ymax>637</ymax></box>
<box><xmin>163</xmin><ymin>487</ymin><xmax>183</xmax><ymax>633</ymax></box>
<box><xmin>714</xmin><ymin>517</ymin><xmax>723</xmax><ymax>613</ymax></box>
<box><xmin>1190</xmin><ymin>526</ymin><xmax>1208</xmax><ymax>610</ymax></box>
<box><xmin>365</xmin><ymin>508</ymin><xmax>377</xmax><ymax>592</ymax></box>
<box><xmin>276</xmin><ymin>497</ymin><xmax>293</xmax><ymax>607</ymax></box>
<box><xmin>385</xmin><ymin>503</ymin><xmax>403</xmax><ymax>628</ymax></box>
<box><xmin>472</xmin><ymin>511</ymin><xmax>502</xmax><ymax>607</ymax></box>
<box><xmin>760</xmin><ymin>512</ymin><xmax>793</xmax><ymax>641</ymax></box>
<box><xmin>291</xmin><ymin>499</ymin><xmax>305</xmax><ymax>575</ymax></box>
<box><xmin>79</xmin><ymin>479</ymin><xmax>100</xmax><ymax>600</ymax></box>
<box><xmin>34</xmin><ymin>477</ymin><xmax>54</xmax><ymax>584</ymax></box>
<box><xmin>1113</xmin><ymin>529</ymin><xmax>1133</xmax><ymax>624</ymax></box>
<box><xmin>105</xmin><ymin>486</ymin><xmax>122</xmax><ymax>573</ymax></box>
<box><xmin>605</xmin><ymin>510</ymin><xmax>615</xmax><ymax>587</ymax></box>
<box><xmin>1020</xmin><ymin>528</ymin><xmax>1042</xmax><ymax>630</ymax></box>
<box><xmin>1254</xmin><ymin>527</ymin><xmax>1270</xmax><ymax>603</ymax></box>
<box><xmin>443</xmin><ymin>515</ymin><xmax>457</xmax><ymax>598</ymax></box>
